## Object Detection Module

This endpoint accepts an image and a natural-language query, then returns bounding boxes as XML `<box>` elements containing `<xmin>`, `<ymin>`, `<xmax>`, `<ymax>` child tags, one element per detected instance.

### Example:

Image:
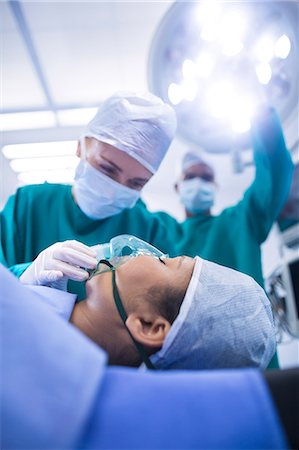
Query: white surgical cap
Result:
<box><xmin>85</xmin><ymin>92</ymin><xmax>177</xmax><ymax>173</ymax></box>
<box><xmin>151</xmin><ymin>257</ymin><xmax>276</xmax><ymax>370</ymax></box>
<box><xmin>181</xmin><ymin>150</ymin><xmax>213</xmax><ymax>174</ymax></box>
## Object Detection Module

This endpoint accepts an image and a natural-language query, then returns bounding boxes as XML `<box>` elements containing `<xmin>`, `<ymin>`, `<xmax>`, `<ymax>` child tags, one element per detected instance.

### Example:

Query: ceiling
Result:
<box><xmin>2</xmin><ymin>1</ymin><xmax>173</xmax><ymax>113</ymax></box>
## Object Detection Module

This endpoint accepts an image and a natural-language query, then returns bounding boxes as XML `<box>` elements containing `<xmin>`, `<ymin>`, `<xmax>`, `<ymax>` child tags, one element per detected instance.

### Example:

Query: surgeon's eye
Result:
<box><xmin>99</xmin><ymin>164</ymin><xmax>116</xmax><ymax>175</ymax></box>
<box><xmin>158</xmin><ymin>257</ymin><xmax>166</xmax><ymax>265</ymax></box>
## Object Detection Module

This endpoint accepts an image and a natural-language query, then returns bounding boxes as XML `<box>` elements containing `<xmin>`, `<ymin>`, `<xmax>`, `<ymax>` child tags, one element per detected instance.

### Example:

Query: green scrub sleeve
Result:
<box><xmin>1</xmin><ymin>193</ymin><xmax>19</xmax><ymax>267</ymax></box>
<box><xmin>0</xmin><ymin>192</ymin><xmax>30</xmax><ymax>277</ymax></box>
<box><xmin>242</xmin><ymin>107</ymin><xmax>294</xmax><ymax>244</ymax></box>
<box><xmin>9</xmin><ymin>262</ymin><xmax>31</xmax><ymax>278</ymax></box>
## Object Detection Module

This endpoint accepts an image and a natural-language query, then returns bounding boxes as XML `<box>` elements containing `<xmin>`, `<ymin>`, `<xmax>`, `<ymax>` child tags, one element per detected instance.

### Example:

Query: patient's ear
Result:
<box><xmin>126</xmin><ymin>313</ymin><xmax>171</xmax><ymax>349</ymax></box>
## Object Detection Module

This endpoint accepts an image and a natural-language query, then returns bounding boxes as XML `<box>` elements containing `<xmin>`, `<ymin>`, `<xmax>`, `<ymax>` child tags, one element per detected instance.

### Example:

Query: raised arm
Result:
<box><xmin>242</xmin><ymin>106</ymin><xmax>294</xmax><ymax>243</ymax></box>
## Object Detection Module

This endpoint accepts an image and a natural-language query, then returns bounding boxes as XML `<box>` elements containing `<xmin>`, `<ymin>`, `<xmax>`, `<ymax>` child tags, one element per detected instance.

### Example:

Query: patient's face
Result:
<box><xmin>115</xmin><ymin>255</ymin><xmax>195</xmax><ymax>305</ymax></box>
<box><xmin>86</xmin><ymin>255</ymin><xmax>195</xmax><ymax>313</ymax></box>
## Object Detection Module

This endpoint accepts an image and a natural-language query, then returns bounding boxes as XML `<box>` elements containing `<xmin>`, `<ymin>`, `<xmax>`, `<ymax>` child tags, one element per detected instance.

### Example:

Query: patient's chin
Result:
<box><xmin>84</xmin><ymin>276</ymin><xmax>100</xmax><ymax>298</ymax></box>
<box><xmin>85</xmin><ymin>273</ymin><xmax>111</xmax><ymax>305</ymax></box>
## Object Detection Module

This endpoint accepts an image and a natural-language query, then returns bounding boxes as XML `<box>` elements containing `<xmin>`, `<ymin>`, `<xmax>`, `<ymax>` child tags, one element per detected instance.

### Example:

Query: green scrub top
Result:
<box><xmin>0</xmin><ymin>108</ymin><xmax>293</xmax><ymax>368</ymax></box>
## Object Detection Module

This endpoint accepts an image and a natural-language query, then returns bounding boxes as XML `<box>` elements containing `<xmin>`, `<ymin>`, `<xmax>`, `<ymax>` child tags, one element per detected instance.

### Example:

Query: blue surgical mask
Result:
<box><xmin>179</xmin><ymin>177</ymin><xmax>215</xmax><ymax>213</ymax></box>
<box><xmin>74</xmin><ymin>160</ymin><xmax>140</xmax><ymax>220</ymax></box>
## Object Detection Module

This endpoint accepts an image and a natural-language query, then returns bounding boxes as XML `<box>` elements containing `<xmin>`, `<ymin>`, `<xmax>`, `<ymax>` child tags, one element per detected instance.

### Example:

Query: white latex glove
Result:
<box><xmin>20</xmin><ymin>240</ymin><xmax>97</xmax><ymax>291</ymax></box>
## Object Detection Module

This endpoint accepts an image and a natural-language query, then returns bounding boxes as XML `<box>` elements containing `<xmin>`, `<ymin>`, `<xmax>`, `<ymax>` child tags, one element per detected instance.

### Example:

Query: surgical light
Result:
<box><xmin>231</xmin><ymin>96</ymin><xmax>256</xmax><ymax>134</ymax></box>
<box><xmin>221</xmin><ymin>39</ymin><xmax>244</xmax><ymax>57</ymax></box>
<box><xmin>182</xmin><ymin>59</ymin><xmax>197</xmax><ymax>79</ymax></box>
<box><xmin>181</xmin><ymin>80</ymin><xmax>198</xmax><ymax>102</ymax></box>
<box><xmin>254</xmin><ymin>36</ymin><xmax>275</xmax><ymax>63</ymax></box>
<box><xmin>218</xmin><ymin>11</ymin><xmax>247</xmax><ymax>41</ymax></box>
<box><xmin>206</xmin><ymin>82</ymin><xmax>234</xmax><ymax>119</ymax></box>
<box><xmin>256</xmin><ymin>63</ymin><xmax>272</xmax><ymax>85</ymax></box>
<box><xmin>196</xmin><ymin>52</ymin><xmax>215</xmax><ymax>78</ymax></box>
<box><xmin>196</xmin><ymin>0</ymin><xmax>221</xmax><ymax>26</ymax></box>
<box><xmin>168</xmin><ymin>83</ymin><xmax>183</xmax><ymax>105</ymax></box>
<box><xmin>232</xmin><ymin>115</ymin><xmax>251</xmax><ymax>134</ymax></box>
<box><xmin>148</xmin><ymin>1</ymin><xmax>298</xmax><ymax>153</ymax></box>
<box><xmin>275</xmin><ymin>34</ymin><xmax>291</xmax><ymax>59</ymax></box>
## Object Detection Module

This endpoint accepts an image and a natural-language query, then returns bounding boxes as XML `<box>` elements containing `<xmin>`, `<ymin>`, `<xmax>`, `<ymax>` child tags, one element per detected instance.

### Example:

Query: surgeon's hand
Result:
<box><xmin>20</xmin><ymin>240</ymin><xmax>97</xmax><ymax>291</ymax></box>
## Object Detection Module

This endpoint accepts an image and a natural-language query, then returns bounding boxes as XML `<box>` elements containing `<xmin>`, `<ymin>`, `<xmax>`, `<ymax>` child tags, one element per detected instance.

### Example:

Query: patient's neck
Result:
<box><xmin>70</xmin><ymin>300</ymin><xmax>141</xmax><ymax>367</ymax></box>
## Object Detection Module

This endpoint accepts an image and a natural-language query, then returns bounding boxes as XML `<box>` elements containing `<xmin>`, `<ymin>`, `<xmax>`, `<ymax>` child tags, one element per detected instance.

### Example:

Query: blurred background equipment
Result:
<box><xmin>267</xmin><ymin>253</ymin><xmax>299</xmax><ymax>339</ymax></box>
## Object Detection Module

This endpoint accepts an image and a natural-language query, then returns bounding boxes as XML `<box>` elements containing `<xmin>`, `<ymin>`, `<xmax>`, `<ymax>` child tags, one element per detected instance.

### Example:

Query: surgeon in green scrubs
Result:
<box><xmin>0</xmin><ymin>92</ymin><xmax>178</xmax><ymax>298</ymax></box>
<box><xmin>169</xmin><ymin>106</ymin><xmax>293</xmax><ymax>288</ymax></box>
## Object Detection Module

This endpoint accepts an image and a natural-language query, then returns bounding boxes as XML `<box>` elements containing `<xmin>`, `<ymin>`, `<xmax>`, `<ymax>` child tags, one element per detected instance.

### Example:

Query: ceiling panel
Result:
<box><xmin>16</xmin><ymin>1</ymin><xmax>172</xmax><ymax>106</ymax></box>
<box><xmin>1</xmin><ymin>1</ymin><xmax>47</xmax><ymax>110</ymax></box>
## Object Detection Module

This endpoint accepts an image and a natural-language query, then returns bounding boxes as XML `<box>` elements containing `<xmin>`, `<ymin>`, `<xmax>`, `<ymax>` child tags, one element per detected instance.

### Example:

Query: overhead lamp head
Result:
<box><xmin>148</xmin><ymin>1</ymin><xmax>298</xmax><ymax>153</ymax></box>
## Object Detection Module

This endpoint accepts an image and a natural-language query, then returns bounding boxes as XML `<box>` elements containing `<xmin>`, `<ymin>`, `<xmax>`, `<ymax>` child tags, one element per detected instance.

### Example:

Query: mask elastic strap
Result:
<box><xmin>111</xmin><ymin>270</ymin><xmax>156</xmax><ymax>370</ymax></box>
<box><xmin>80</xmin><ymin>135</ymin><xmax>87</xmax><ymax>160</ymax></box>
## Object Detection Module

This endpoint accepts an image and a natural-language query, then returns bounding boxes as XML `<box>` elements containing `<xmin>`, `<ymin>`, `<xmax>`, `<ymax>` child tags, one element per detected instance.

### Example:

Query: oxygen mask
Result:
<box><xmin>88</xmin><ymin>234</ymin><xmax>167</xmax><ymax>279</ymax></box>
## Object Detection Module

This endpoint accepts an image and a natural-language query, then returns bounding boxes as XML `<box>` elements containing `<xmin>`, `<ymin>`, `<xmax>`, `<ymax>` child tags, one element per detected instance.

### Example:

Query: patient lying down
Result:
<box><xmin>32</xmin><ymin>253</ymin><xmax>275</xmax><ymax>370</ymax></box>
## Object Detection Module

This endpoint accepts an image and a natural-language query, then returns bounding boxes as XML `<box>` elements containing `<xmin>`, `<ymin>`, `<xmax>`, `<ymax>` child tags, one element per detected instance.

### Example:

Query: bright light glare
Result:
<box><xmin>231</xmin><ymin>97</ymin><xmax>255</xmax><ymax>133</ymax></box>
<box><xmin>275</xmin><ymin>34</ymin><xmax>291</xmax><ymax>59</ymax></box>
<box><xmin>206</xmin><ymin>82</ymin><xmax>234</xmax><ymax>118</ymax></box>
<box><xmin>232</xmin><ymin>116</ymin><xmax>251</xmax><ymax>134</ymax></box>
<box><xmin>182</xmin><ymin>80</ymin><xmax>198</xmax><ymax>102</ymax></box>
<box><xmin>196</xmin><ymin>52</ymin><xmax>215</xmax><ymax>78</ymax></box>
<box><xmin>0</xmin><ymin>111</ymin><xmax>56</xmax><ymax>131</ymax></box>
<box><xmin>206</xmin><ymin>82</ymin><xmax>255</xmax><ymax>132</ymax></box>
<box><xmin>201</xmin><ymin>23</ymin><xmax>218</xmax><ymax>42</ymax></box>
<box><xmin>57</xmin><ymin>107</ymin><xmax>97</xmax><ymax>126</ymax></box>
<box><xmin>182</xmin><ymin>59</ymin><xmax>197</xmax><ymax>79</ymax></box>
<box><xmin>219</xmin><ymin>12</ymin><xmax>247</xmax><ymax>40</ymax></box>
<box><xmin>254</xmin><ymin>36</ymin><xmax>275</xmax><ymax>62</ymax></box>
<box><xmin>18</xmin><ymin>170</ymin><xmax>75</xmax><ymax>185</ymax></box>
<box><xmin>256</xmin><ymin>62</ymin><xmax>272</xmax><ymax>85</ymax></box>
<box><xmin>222</xmin><ymin>39</ymin><xmax>244</xmax><ymax>57</ymax></box>
<box><xmin>168</xmin><ymin>83</ymin><xmax>183</xmax><ymax>105</ymax></box>
<box><xmin>2</xmin><ymin>141</ymin><xmax>77</xmax><ymax>159</ymax></box>
<box><xmin>198</xmin><ymin>1</ymin><xmax>221</xmax><ymax>41</ymax></box>
<box><xmin>10</xmin><ymin>156</ymin><xmax>78</xmax><ymax>173</ymax></box>
<box><xmin>196</xmin><ymin>1</ymin><xmax>221</xmax><ymax>25</ymax></box>
<box><xmin>218</xmin><ymin>12</ymin><xmax>246</xmax><ymax>56</ymax></box>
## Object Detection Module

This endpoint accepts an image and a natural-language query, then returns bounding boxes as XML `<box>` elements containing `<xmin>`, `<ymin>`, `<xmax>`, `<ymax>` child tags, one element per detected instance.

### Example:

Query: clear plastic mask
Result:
<box><xmin>88</xmin><ymin>235</ymin><xmax>167</xmax><ymax>279</ymax></box>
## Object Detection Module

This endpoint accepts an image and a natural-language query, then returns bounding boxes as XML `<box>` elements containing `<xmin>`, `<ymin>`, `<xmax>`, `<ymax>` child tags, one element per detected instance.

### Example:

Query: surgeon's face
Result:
<box><xmin>77</xmin><ymin>137</ymin><xmax>152</xmax><ymax>190</ymax></box>
<box><xmin>183</xmin><ymin>163</ymin><xmax>215</xmax><ymax>183</ymax></box>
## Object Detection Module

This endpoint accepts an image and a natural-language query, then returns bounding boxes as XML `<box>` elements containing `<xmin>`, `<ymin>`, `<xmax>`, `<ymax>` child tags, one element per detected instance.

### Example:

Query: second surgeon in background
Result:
<box><xmin>159</xmin><ymin>107</ymin><xmax>293</xmax><ymax>289</ymax></box>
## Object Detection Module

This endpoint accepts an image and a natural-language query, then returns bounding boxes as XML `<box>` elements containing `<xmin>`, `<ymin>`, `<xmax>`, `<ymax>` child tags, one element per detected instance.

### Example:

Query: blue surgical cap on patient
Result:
<box><xmin>85</xmin><ymin>92</ymin><xmax>177</xmax><ymax>173</ymax></box>
<box><xmin>150</xmin><ymin>257</ymin><xmax>276</xmax><ymax>370</ymax></box>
